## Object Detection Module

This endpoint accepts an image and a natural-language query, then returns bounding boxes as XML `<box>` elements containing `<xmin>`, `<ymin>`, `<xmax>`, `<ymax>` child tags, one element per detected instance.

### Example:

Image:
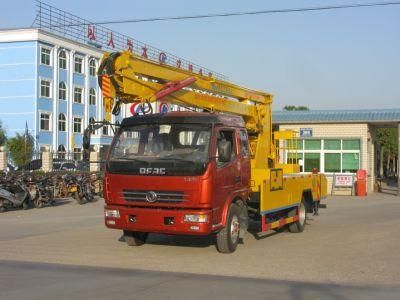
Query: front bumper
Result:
<box><xmin>104</xmin><ymin>205</ymin><xmax>214</xmax><ymax>235</ymax></box>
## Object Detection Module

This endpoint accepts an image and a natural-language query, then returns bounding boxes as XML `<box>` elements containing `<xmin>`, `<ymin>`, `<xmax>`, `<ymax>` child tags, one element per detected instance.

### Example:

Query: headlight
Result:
<box><xmin>184</xmin><ymin>214</ymin><xmax>208</xmax><ymax>223</ymax></box>
<box><xmin>105</xmin><ymin>209</ymin><xmax>120</xmax><ymax>218</ymax></box>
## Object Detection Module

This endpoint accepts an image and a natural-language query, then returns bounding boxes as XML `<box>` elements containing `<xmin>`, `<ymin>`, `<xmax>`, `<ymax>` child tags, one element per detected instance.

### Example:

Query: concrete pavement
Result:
<box><xmin>0</xmin><ymin>193</ymin><xmax>399</xmax><ymax>299</ymax></box>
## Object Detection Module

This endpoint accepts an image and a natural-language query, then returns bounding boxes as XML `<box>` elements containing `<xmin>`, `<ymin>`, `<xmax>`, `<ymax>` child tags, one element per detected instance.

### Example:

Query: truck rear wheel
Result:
<box><xmin>123</xmin><ymin>230</ymin><xmax>149</xmax><ymax>246</ymax></box>
<box><xmin>216</xmin><ymin>203</ymin><xmax>241</xmax><ymax>253</ymax></box>
<box><xmin>288</xmin><ymin>200</ymin><xmax>307</xmax><ymax>233</ymax></box>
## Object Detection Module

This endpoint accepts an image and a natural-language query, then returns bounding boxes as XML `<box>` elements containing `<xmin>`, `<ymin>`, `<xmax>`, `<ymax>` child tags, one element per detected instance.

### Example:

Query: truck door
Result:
<box><xmin>213</xmin><ymin>129</ymin><xmax>240</xmax><ymax>224</ymax></box>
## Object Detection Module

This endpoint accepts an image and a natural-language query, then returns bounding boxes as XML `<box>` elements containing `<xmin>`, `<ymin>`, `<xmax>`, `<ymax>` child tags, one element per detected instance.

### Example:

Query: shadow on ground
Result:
<box><xmin>1</xmin><ymin>260</ymin><xmax>399</xmax><ymax>300</ymax></box>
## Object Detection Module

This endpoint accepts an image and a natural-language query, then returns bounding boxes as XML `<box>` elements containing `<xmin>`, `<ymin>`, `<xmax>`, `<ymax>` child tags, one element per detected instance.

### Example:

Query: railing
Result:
<box><xmin>32</xmin><ymin>1</ymin><xmax>228</xmax><ymax>81</ymax></box>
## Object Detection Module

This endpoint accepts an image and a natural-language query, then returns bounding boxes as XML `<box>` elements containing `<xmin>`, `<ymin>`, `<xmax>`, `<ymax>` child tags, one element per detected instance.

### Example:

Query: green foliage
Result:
<box><xmin>0</xmin><ymin>121</ymin><xmax>6</xmax><ymax>147</ymax></box>
<box><xmin>283</xmin><ymin>105</ymin><xmax>309</xmax><ymax>111</ymax></box>
<box><xmin>376</xmin><ymin>128</ymin><xmax>397</xmax><ymax>154</ymax></box>
<box><xmin>7</xmin><ymin>133</ymin><xmax>34</xmax><ymax>167</ymax></box>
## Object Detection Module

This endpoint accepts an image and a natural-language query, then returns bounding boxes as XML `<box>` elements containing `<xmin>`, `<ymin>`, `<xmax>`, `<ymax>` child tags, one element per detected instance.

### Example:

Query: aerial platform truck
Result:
<box><xmin>88</xmin><ymin>50</ymin><xmax>327</xmax><ymax>253</ymax></box>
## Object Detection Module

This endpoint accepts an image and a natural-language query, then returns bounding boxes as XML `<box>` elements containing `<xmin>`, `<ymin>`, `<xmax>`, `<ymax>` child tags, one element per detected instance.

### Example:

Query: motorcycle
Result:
<box><xmin>56</xmin><ymin>174</ymin><xmax>87</xmax><ymax>205</ymax></box>
<box><xmin>75</xmin><ymin>174</ymin><xmax>96</xmax><ymax>204</ymax></box>
<box><xmin>25</xmin><ymin>175</ymin><xmax>56</xmax><ymax>208</ymax></box>
<box><xmin>0</xmin><ymin>177</ymin><xmax>32</xmax><ymax>212</ymax></box>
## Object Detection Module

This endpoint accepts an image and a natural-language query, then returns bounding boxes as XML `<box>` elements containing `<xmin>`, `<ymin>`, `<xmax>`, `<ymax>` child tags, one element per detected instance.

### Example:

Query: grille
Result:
<box><xmin>121</xmin><ymin>190</ymin><xmax>187</xmax><ymax>203</ymax></box>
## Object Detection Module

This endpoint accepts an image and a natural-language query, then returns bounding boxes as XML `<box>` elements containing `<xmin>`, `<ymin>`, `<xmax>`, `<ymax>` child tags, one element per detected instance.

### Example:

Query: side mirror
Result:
<box><xmin>83</xmin><ymin>129</ymin><xmax>91</xmax><ymax>150</ymax></box>
<box><xmin>217</xmin><ymin>140</ymin><xmax>232</xmax><ymax>163</ymax></box>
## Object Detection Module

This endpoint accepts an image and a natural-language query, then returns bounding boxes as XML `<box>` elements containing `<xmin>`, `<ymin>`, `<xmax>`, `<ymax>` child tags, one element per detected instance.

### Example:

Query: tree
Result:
<box><xmin>0</xmin><ymin>121</ymin><xmax>6</xmax><ymax>147</ymax></box>
<box><xmin>7</xmin><ymin>133</ymin><xmax>34</xmax><ymax>167</ymax></box>
<box><xmin>376</xmin><ymin>128</ymin><xmax>398</xmax><ymax>178</ymax></box>
<box><xmin>283</xmin><ymin>105</ymin><xmax>309</xmax><ymax>111</ymax></box>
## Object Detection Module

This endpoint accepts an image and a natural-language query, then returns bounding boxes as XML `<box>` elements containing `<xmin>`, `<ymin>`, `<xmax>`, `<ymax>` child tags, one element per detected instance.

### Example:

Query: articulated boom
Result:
<box><xmin>99</xmin><ymin>51</ymin><xmax>275</xmax><ymax>170</ymax></box>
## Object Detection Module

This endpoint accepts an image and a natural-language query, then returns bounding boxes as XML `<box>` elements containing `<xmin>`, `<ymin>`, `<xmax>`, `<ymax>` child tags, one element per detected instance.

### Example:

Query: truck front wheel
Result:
<box><xmin>216</xmin><ymin>203</ymin><xmax>241</xmax><ymax>253</ymax></box>
<box><xmin>123</xmin><ymin>230</ymin><xmax>149</xmax><ymax>246</ymax></box>
<box><xmin>288</xmin><ymin>199</ymin><xmax>307</xmax><ymax>233</ymax></box>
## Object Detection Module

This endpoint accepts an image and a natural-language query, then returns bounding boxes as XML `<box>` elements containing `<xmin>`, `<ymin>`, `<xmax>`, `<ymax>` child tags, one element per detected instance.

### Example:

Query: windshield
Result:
<box><xmin>107</xmin><ymin>123</ymin><xmax>211</xmax><ymax>176</ymax></box>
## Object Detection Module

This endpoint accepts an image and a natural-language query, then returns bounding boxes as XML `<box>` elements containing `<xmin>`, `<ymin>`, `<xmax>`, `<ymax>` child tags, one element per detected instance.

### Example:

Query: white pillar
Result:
<box><xmin>0</xmin><ymin>147</ymin><xmax>7</xmax><ymax>171</ymax></box>
<box><xmin>84</xmin><ymin>55</ymin><xmax>90</xmax><ymax>132</ymax></box>
<box><xmin>42</xmin><ymin>149</ymin><xmax>53</xmax><ymax>172</ymax></box>
<box><xmin>68</xmin><ymin>50</ymin><xmax>75</xmax><ymax>153</ymax></box>
<box><xmin>52</xmin><ymin>46</ymin><xmax>59</xmax><ymax>152</ymax></box>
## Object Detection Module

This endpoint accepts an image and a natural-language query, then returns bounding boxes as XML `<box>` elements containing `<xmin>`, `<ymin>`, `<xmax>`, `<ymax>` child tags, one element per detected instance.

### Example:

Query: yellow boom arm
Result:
<box><xmin>98</xmin><ymin>51</ymin><xmax>274</xmax><ymax>170</ymax></box>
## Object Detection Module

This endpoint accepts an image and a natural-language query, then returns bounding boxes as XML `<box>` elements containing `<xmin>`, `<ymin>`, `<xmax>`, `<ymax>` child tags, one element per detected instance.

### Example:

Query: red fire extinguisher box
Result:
<box><xmin>356</xmin><ymin>169</ymin><xmax>367</xmax><ymax>197</ymax></box>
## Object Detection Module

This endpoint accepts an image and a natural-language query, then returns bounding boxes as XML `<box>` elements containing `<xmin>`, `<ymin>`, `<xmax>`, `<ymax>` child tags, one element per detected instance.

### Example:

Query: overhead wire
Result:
<box><xmin>46</xmin><ymin>1</ymin><xmax>400</xmax><ymax>27</ymax></box>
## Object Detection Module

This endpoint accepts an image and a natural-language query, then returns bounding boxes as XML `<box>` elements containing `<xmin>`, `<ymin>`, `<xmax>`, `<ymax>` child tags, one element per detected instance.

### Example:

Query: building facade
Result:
<box><xmin>0</xmin><ymin>28</ymin><xmax>124</xmax><ymax>157</ymax></box>
<box><xmin>273</xmin><ymin>109</ymin><xmax>400</xmax><ymax>194</ymax></box>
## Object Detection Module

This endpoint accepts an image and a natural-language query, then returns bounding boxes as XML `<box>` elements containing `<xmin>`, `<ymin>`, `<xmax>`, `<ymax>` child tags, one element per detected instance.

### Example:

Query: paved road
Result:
<box><xmin>1</xmin><ymin>260</ymin><xmax>399</xmax><ymax>300</ymax></box>
<box><xmin>0</xmin><ymin>194</ymin><xmax>399</xmax><ymax>299</ymax></box>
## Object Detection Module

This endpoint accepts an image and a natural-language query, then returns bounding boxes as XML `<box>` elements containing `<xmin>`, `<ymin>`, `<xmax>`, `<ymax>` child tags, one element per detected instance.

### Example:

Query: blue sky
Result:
<box><xmin>1</xmin><ymin>0</ymin><xmax>399</xmax><ymax>110</ymax></box>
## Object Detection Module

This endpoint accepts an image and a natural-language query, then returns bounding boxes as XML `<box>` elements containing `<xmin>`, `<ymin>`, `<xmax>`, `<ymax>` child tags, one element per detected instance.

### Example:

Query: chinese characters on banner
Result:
<box><xmin>86</xmin><ymin>25</ymin><xmax>214</xmax><ymax>77</ymax></box>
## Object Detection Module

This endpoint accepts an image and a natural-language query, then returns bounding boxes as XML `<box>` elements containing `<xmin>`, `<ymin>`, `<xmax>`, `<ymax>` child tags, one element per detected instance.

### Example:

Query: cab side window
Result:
<box><xmin>238</xmin><ymin>129</ymin><xmax>250</xmax><ymax>158</ymax></box>
<box><xmin>217</xmin><ymin>130</ymin><xmax>236</xmax><ymax>166</ymax></box>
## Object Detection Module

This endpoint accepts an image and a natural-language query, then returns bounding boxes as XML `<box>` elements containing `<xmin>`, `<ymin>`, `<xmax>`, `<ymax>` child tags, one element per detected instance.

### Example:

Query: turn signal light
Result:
<box><xmin>184</xmin><ymin>214</ymin><xmax>208</xmax><ymax>223</ymax></box>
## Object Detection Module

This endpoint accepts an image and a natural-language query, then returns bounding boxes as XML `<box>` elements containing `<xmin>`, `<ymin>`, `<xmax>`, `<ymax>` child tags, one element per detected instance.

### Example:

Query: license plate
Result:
<box><xmin>70</xmin><ymin>186</ymin><xmax>77</xmax><ymax>193</ymax></box>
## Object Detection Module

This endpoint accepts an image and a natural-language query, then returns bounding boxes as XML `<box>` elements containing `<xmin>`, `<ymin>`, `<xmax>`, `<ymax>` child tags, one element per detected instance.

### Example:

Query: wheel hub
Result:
<box><xmin>230</xmin><ymin>215</ymin><xmax>240</xmax><ymax>243</ymax></box>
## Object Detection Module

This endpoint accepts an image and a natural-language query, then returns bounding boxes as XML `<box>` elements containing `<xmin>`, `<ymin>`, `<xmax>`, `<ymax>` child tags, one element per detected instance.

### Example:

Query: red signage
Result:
<box><xmin>87</xmin><ymin>25</ymin><xmax>96</xmax><ymax>40</ymax></box>
<box><xmin>334</xmin><ymin>175</ymin><xmax>354</xmax><ymax>187</ymax></box>
<box><xmin>107</xmin><ymin>32</ymin><xmax>115</xmax><ymax>48</ymax></box>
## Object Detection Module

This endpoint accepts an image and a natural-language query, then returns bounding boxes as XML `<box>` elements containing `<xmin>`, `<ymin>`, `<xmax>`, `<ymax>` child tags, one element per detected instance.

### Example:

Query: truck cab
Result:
<box><xmin>104</xmin><ymin>112</ymin><xmax>251</xmax><ymax>249</ymax></box>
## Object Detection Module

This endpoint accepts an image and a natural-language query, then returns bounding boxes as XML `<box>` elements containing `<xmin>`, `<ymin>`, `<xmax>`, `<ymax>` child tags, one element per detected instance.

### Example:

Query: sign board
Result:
<box><xmin>333</xmin><ymin>174</ymin><xmax>354</xmax><ymax>187</ymax></box>
<box><xmin>332</xmin><ymin>173</ymin><xmax>355</xmax><ymax>196</ymax></box>
<box><xmin>159</xmin><ymin>102</ymin><xmax>169</xmax><ymax>114</ymax></box>
<box><xmin>300</xmin><ymin>128</ymin><xmax>313</xmax><ymax>138</ymax></box>
<box><xmin>130</xmin><ymin>102</ymin><xmax>145</xmax><ymax>115</ymax></box>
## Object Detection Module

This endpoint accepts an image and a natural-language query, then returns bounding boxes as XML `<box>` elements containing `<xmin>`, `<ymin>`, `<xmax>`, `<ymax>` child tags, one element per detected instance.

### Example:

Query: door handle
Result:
<box><xmin>235</xmin><ymin>176</ymin><xmax>241</xmax><ymax>183</ymax></box>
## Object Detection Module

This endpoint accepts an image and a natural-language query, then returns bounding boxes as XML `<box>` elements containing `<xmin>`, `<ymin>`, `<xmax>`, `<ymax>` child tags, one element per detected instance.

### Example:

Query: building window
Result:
<box><xmin>89</xmin><ymin>88</ymin><xmax>96</xmax><ymax>105</ymax></box>
<box><xmin>89</xmin><ymin>59</ymin><xmax>96</xmax><ymax>76</ymax></box>
<box><xmin>41</xmin><ymin>47</ymin><xmax>51</xmax><ymax>65</ymax></box>
<box><xmin>73</xmin><ymin>117</ymin><xmax>82</xmax><ymax>133</ymax></box>
<box><xmin>343</xmin><ymin>139</ymin><xmax>360</xmax><ymax>150</ymax></box>
<box><xmin>58</xmin><ymin>113</ymin><xmax>66</xmax><ymax>132</ymax></box>
<box><xmin>59</xmin><ymin>82</ymin><xmax>67</xmax><ymax>100</ymax></box>
<box><xmin>40</xmin><ymin>79</ymin><xmax>51</xmax><ymax>98</ymax></box>
<box><xmin>287</xmin><ymin>138</ymin><xmax>361</xmax><ymax>173</ymax></box>
<box><xmin>324</xmin><ymin>153</ymin><xmax>341</xmax><ymax>173</ymax></box>
<box><xmin>59</xmin><ymin>50</ymin><xmax>67</xmax><ymax>69</ymax></box>
<box><xmin>40</xmin><ymin>113</ymin><xmax>51</xmax><ymax>131</ymax></box>
<box><xmin>74</xmin><ymin>87</ymin><xmax>83</xmax><ymax>103</ymax></box>
<box><xmin>73</xmin><ymin>147</ymin><xmax>82</xmax><ymax>161</ymax></box>
<box><xmin>342</xmin><ymin>153</ymin><xmax>360</xmax><ymax>173</ymax></box>
<box><xmin>304</xmin><ymin>153</ymin><xmax>320</xmax><ymax>172</ymax></box>
<box><xmin>304</xmin><ymin>139</ymin><xmax>321</xmax><ymax>150</ymax></box>
<box><xmin>58</xmin><ymin>145</ymin><xmax>66</xmax><ymax>159</ymax></box>
<box><xmin>74</xmin><ymin>56</ymin><xmax>83</xmax><ymax>73</ymax></box>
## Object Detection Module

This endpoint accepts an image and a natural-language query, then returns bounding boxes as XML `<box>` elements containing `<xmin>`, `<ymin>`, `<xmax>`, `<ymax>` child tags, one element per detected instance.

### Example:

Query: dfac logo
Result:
<box><xmin>139</xmin><ymin>168</ymin><xmax>166</xmax><ymax>175</ymax></box>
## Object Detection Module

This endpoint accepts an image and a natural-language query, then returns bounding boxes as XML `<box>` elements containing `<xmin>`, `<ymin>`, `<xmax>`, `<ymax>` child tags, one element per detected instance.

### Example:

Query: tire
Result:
<box><xmin>216</xmin><ymin>203</ymin><xmax>241</xmax><ymax>253</ymax></box>
<box><xmin>34</xmin><ymin>199</ymin><xmax>44</xmax><ymax>208</ymax></box>
<box><xmin>0</xmin><ymin>206</ymin><xmax>7</xmax><ymax>213</ymax></box>
<box><xmin>22</xmin><ymin>200</ymin><xmax>30</xmax><ymax>210</ymax></box>
<box><xmin>75</xmin><ymin>192</ymin><xmax>87</xmax><ymax>205</ymax></box>
<box><xmin>288</xmin><ymin>199</ymin><xmax>307</xmax><ymax>233</ymax></box>
<box><xmin>123</xmin><ymin>230</ymin><xmax>149</xmax><ymax>246</ymax></box>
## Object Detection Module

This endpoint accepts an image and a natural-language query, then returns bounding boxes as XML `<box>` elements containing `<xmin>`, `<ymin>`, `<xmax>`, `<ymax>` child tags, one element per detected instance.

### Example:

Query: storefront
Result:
<box><xmin>273</xmin><ymin>109</ymin><xmax>400</xmax><ymax>195</ymax></box>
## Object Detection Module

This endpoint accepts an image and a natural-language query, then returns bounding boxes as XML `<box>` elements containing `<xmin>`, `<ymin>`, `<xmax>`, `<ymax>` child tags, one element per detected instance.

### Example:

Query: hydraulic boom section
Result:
<box><xmin>98</xmin><ymin>51</ymin><xmax>275</xmax><ymax>170</ymax></box>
